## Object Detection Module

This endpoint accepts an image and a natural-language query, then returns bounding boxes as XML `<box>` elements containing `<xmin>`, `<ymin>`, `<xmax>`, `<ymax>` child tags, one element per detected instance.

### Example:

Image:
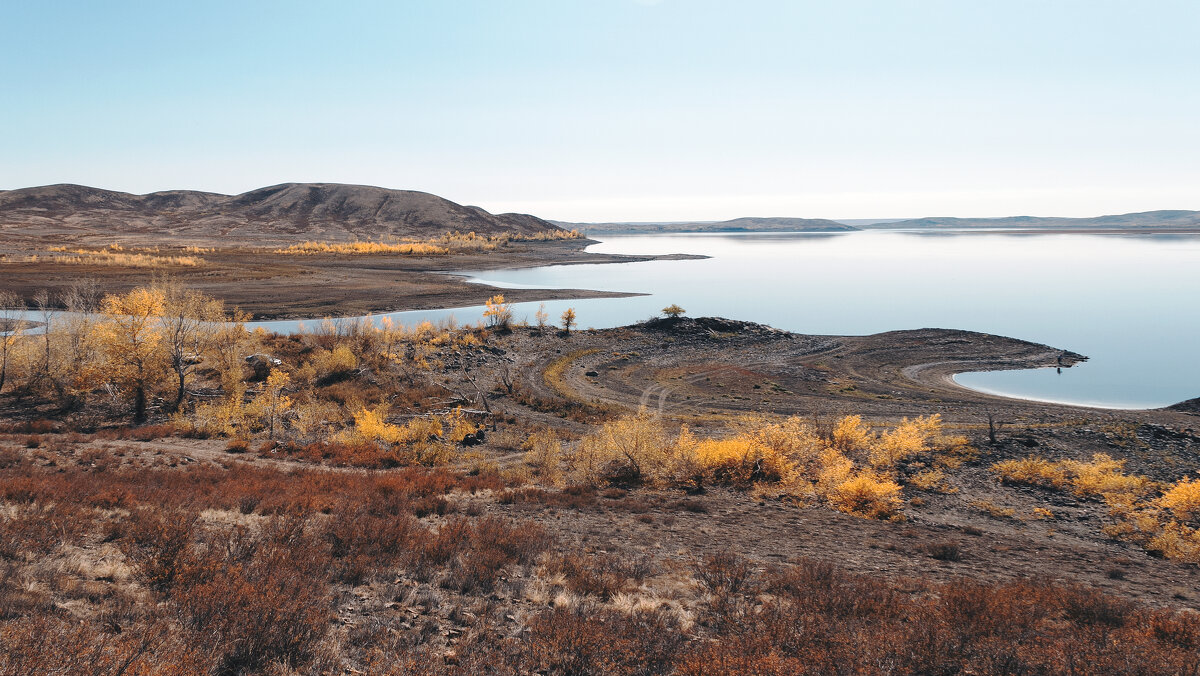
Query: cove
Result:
<box><xmin>248</xmin><ymin>230</ymin><xmax>1200</xmax><ymax>410</ymax></box>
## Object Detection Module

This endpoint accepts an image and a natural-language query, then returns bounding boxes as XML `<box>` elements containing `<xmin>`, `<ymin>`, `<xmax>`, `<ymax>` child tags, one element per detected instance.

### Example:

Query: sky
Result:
<box><xmin>2</xmin><ymin>0</ymin><xmax>1198</xmax><ymax>221</ymax></box>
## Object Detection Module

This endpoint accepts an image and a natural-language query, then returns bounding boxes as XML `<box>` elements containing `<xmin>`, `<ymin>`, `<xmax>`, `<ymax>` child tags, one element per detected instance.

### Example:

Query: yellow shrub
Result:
<box><xmin>290</xmin><ymin>400</ymin><xmax>335</xmax><ymax>440</ymax></box>
<box><xmin>816</xmin><ymin>447</ymin><xmax>855</xmax><ymax>492</ymax></box>
<box><xmin>970</xmin><ymin>500</ymin><xmax>1016</xmax><ymax>520</ymax></box>
<box><xmin>909</xmin><ymin>468</ymin><xmax>953</xmax><ymax>493</ymax></box>
<box><xmin>992</xmin><ymin>457</ymin><xmax>1069</xmax><ymax>489</ymax></box>
<box><xmin>274</xmin><ymin>241</ymin><xmax>450</xmax><ymax>256</ymax></box>
<box><xmin>561</xmin><ymin>412</ymin><xmax>971</xmax><ymax>518</ymax></box>
<box><xmin>830</xmin><ymin>415</ymin><xmax>872</xmax><ymax>456</ymax></box>
<box><xmin>693</xmin><ymin>437</ymin><xmax>791</xmax><ymax>486</ymax></box>
<box><xmin>993</xmin><ymin>453</ymin><xmax>1152</xmax><ymax>502</ymax></box>
<box><xmin>1147</xmin><ymin>522</ymin><xmax>1200</xmax><ymax>563</ymax></box>
<box><xmin>443</xmin><ymin>408</ymin><xmax>481</xmax><ymax>444</ymax></box>
<box><xmin>183</xmin><ymin>397</ymin><xmax>246</xmax><ymax>437</ymax></box>
<box><xmin>344</xmin><ymin>407</ymin><xmax>443</xmax><ymax>446</ymax></box>
<box><xmin>349</xmin><ymin>406</ymin><xmax>394</xmax><ymax>442</ymax></box>
<box><xmin>988</xmin><ymin>453</ymin><xmax>1200</xmax><ymax>562</ymax></box>
<box><xmin>746</xmin><ymin>416</ymin><xmax>826</xmax><ymax>473</ymax></box>
<box><xmin>826</xmin><ymin>472</ymin><xmax>903</xmax><ymax>520</ymax></box>
<box><xmin>328</xmin><ymin>344</ymin><xmax>358</xmax><ymax>373</ymax></box>
<box><xmin>1156</xmin><ymin>477</ymin><xmax>1200</xmax><ymax>523</ymax></box>
<box><xmin>1065</xmin><ymin>453</ymin><xmax>1154</xmax><ymax>499</ymax></box>
<box><xmin>391</xmin><ymin>416</ymin><xmax>444</xmax><ymax>445</ymax></box>
<box><xmin>869</xmin><ymin>417</ymin><xmax>933</xmax><ymax>467</ymax></box>
<box><xmin>570</xmin><ymin>412</ymin><xmax>691</xmax><ymax>487</ymax></box>
<box><xmin>1031</xmin><ymin>507</ymin><xmax>1054</xmax><ymax>520</ymax></box>
<box><xmin>11</xmin><ymin>249</ymin><xmax>205</xmax><ymax>267</ymax></box>
<box><xmin>523</xmin><ymin>430</ymin><xmax>564</xmax><ymax>485</ymax></box>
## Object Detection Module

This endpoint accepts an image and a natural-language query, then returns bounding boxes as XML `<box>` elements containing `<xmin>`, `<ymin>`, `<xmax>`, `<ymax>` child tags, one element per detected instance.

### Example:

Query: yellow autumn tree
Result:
<box><xmin>157</xmin><ymin>280</ymin><xmax>226</xmax><ymax>411</ymax></box>
<box><xmin>206</xmin><ymin>307</ymin><xmax>251</xmax><ymax>405</ymax></box>
<box><xmin>661</xmin><ymin>304</ymin><xmax>686</xmax><ymax>318</ymax></box>
<box><xmin>99</xmin><ymin>287</ymin><xmax>169</xmax><ymax>422</ymax></box>
<box><xmin>482</xmin><ymin>294</ymin><xmax>514</xmax><ymax>330</ymax></box>
<box><xmin>248</xmin><ymin>369</ymin><xmax>293</xmax><ymax>439</ymax></box>
<box><xmin>57</xmin><ymin>280</ymin><xmax>105</xmax><ymax>399</ymax></box>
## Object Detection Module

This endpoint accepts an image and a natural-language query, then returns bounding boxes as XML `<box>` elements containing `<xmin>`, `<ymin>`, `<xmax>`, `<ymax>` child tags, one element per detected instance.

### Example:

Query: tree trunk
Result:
<box><xmin>173</xmin><ymin>367</ymin><xmax>187</xmax><ymax>412</ymax></box>
<box><xmin>135</xmin><ymin>385</ymin><xmax>147</xmax><ymax>423</ymax></box>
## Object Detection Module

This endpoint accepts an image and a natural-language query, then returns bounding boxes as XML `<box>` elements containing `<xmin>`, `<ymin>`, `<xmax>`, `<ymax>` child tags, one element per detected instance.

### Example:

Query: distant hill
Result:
<box><xmin>866</xmin><ymin>210</ymin><xmax>1200</xmax><ymax>230</ymax></box>
<box><xmin>0</xmin><ymin>183</ymin><xmax>563</xmax><ymax>245</ymax></box>
<box><xmin>560</xmin><ymin>210</ymin><xmax>1200</xmax><ymax>235</ymax></box>
<box><xmin>557</xmin><ymin>217</ymin><xmax>859</xmax><ymax>234</ymax></box>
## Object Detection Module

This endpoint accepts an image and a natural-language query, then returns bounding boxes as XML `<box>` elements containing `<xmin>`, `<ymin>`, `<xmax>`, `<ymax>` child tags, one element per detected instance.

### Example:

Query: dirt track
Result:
<box><xmin>465</xmin><ymin>318</ymin><xmax>1200</xmax><ymax>609</ymax></box>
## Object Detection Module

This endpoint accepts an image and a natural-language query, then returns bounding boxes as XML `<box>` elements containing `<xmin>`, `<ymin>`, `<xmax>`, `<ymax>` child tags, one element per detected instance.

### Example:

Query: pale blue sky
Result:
<box><xmin>2</xmin><ymin>1</ymin><xmax>1198</xmax><ymax>220</ymax></box>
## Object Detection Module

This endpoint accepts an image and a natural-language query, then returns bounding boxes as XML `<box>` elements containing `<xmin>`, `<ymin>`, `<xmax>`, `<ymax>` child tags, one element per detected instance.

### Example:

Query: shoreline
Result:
<box><xmin>510</xmin><ymin>319</ymin><xmax>1199</xmax><ymax>426</ymax></box>
<box><xmin>0</xmin><ymin>239</ymin><xmax>704</xmax><ymax>322</ymax></box>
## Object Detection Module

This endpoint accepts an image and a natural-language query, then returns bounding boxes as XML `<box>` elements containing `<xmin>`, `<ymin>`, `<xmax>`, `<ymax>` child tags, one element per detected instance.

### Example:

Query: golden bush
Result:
<box><xmin>992</xmin><ymin>457</ymin><xmax>1069</xmax><ymax>489</ymax></box>
<box><xmin>569</xmin><ymin>411</ymin><xmax>689</xmax><ymax>486</ymax></box>
<box><xmin>830</xmin><ymin>415</ymin><xmax>872</xmax><ymax>456</ymax></box>
<box><xmin>1065</xmin><ymin>454</ymin><xmax>1155</xmax><ymax>499</ymax></box>
<box><xmin>826</xmin><ymin>472</ymin><xmax>904</xmax><ymax>520</ymax></box>
<box><xmin>692</xmin><ymin>437</ymin><xmax>791</xmax><ymax>486</ymax></box>
<box><xmin>523</xmin><ymin>430</ymin><xmax>564</xmax><ymax>485</ymax></box>
<box><xmin>1155</xmin><ymin>477</ymin><xmax>1200</xmax><ymax>522</ymax></box>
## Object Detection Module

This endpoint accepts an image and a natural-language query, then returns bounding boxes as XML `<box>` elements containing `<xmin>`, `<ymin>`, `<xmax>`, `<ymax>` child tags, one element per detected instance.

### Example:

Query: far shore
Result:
<box><xmin>0</xmin><ymin>239</ymin><xmax>706</xmax><ymax>321</ymax></box>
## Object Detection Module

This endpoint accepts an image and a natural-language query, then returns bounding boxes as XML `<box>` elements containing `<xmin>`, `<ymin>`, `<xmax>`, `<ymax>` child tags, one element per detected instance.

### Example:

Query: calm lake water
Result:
<box><xmin>252</xmin><ymin>231</ymin><xmax>1200</xmax><ymax>410</ymax></box>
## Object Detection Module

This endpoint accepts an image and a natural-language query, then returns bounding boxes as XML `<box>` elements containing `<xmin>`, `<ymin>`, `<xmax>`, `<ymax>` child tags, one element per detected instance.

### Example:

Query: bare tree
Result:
<box><xmin>31</xmin><ymin>289</ymin><xmax>57</xmax><ymax>392</ymax></box>
<box><xmin>158</xmin><ymin>280</ymin><xmax>225</xmax><ymax>411</ymax></box>
<box><xmin>498</xmin><ymin>360</ymin><xmax>515</xmax><ymax>394</ymax></box>
<box><xmin>0</xmin><ymin>290</ymin><xmax>27</xmax><ymax>394</ymax></box>
<box><xmin>985</xmin><ymin>409</ymin><xmax>1004</xmax><ymax>445</ymax></box>
<box><xmin>58</xmin><ymin>280</ymin><xmax>102</xmax><ymax>401</ymax></box>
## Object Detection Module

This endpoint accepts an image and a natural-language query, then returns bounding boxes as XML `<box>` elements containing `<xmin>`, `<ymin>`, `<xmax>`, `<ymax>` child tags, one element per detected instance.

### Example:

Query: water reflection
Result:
<box><xmin>233</xmin><ymin>230</ymin><xmax>1198</xmax><ymax>409</ymax></box>
<box><xmin>455</xmin><ymin>231</ymin><xmax>1200</xmax><ymax>409</ymax></box>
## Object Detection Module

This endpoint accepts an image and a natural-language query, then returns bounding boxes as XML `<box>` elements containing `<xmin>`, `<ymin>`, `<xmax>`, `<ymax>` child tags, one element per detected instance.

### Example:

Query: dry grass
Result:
<box><xmin>271</xmin><ymin>229</ymin><xmax>582</xmax><ymax>257</ymax></box>
<box><xmin>993</xmin><ymin>453</ymin><xmax>1200</xmax><ymax>562</ymax></box>
<box><xmin>563</xmin><ymin>412</ymin><xmax>967</xmax><ymax>520</ymax></box>
<box><xmin>273</xmin><ymin>240</ymin><xmax>450</xmax><ymax>256</ymax></box>
<box><xmin>8</xmin><ymin>246</ymin><xmax>204</xmax><ymax>267</ymax></box>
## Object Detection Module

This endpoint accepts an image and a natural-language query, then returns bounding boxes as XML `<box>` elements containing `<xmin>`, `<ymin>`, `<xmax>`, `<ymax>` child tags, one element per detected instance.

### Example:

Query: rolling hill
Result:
<box><xmin>557</xmin><ymin>216</ymin><xmax>860</xmax><ymax>234</ymax></box>
<box><xmin>865</xmin><ymin>210</ymin><xmax>1200</xmax><ymax>230</ymax></box>
<box><xmin>0</xmin><ymin>183</ymin><xmax>563</xmax><ymax>245</ymax></box>
<box><xmin>560</xmin><ymin>210</ymin><xmax>1200</xmax><ymax>234</ymax></box>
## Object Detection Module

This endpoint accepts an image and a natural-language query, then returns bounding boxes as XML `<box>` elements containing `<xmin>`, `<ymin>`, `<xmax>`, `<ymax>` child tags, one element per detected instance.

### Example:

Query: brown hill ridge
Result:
<box><xmin>0</xmin><ymin>183</ymin><xmax>561</xmax><ymax>246</ymax></box>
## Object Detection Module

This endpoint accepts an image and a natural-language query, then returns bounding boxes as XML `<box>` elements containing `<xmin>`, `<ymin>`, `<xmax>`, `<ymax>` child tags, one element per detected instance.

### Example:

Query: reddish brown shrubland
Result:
<box><xmin>3</xmin><ymin>444</ymin><xmax>1200</xmax><ymax>673</ymax></box>
<box><xmin>0</xmin><ymin>453</ymin><xmax>547</xmax><ymax>673</ymax></box>
<box><xmin>544</xmin><ymin>552</ymin><xmax>646</xmax><ymax>600</ymax></box>
<box><xmin>0</xmin><ymin>419</ymin><xmax>57</xmax><ymax>434</ymax></box>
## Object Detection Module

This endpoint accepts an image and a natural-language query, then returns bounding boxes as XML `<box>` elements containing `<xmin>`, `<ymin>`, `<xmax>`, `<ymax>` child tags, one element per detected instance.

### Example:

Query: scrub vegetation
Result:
<box><xmin>272</xmin><ymin>230</ymin><xmax>583</xmax><ymax>256</ymax></box>
<box><xmin>1</xmin><ymin>280</ymin><xmax>1198</xmax><ymax>674</ymax></box>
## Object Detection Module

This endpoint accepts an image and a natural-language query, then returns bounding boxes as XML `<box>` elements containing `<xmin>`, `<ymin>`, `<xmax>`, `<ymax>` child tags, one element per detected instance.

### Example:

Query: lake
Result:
<box><xmin>252</xmin><ymin>231</ymin><xmax>1200</xmax><ymax>410</ymax></box>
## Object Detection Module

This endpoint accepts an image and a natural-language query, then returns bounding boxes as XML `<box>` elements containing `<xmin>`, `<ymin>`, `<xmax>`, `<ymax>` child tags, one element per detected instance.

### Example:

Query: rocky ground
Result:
<box><xmin>7</xmin><ymin>316</ymin><xmax>1196</xmax><ymax>615</ymax></box>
